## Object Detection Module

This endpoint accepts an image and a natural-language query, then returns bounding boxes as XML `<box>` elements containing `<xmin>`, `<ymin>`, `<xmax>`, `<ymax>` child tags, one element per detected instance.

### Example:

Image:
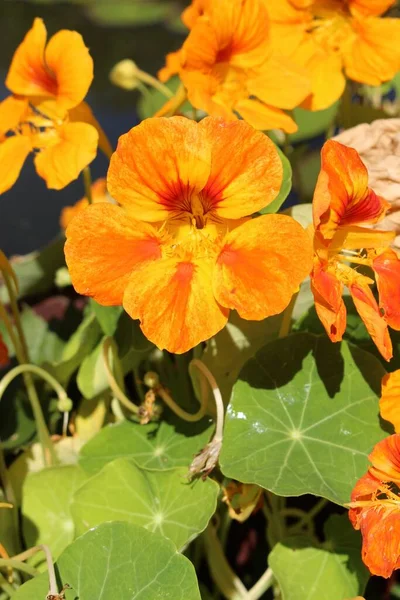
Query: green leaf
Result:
<box><xmin>0</xmin><ymin>236</ymin><xmax>65</xmax><ymax>302</ymax></box>
<box><xmin>76</xmin><ymin>337</ymin><xmax>109</xmax><ymax>400</ymax></box>
<box><xmin>259</xmin><ymin>146</ymin><xmax>292</xmax><ymax>214</ymax></box>
<box><xmin>220</xmin><ymin>332</ymin><xmax>388</xmax><ymax>505</ymax></box>
<box><xmin>72</xmin><ymin>459</ymin><xmax>218</xmax><ymax>549</ymax></box>
<box><xmin>288</xmin><ymin>103</ymin><xmax>339</xmax><ymax>143</ymax></box>
<box><xmin>22</xmin><ymin>465</ymin><xmax>87</xmax><ymax>564</ymax></box>
<box><xmin>0</xmin><ymin>307</ymin><xmax>64</xmax><ymax>365</ymax></box>
<box><xmin>13</xmin><ymin>521</ymin><xmax>201</xmax><ymax>600</ymax></box>
<box><xmin>269</xmin><ymin>514</ymin><xmax>369</xmax><ymax>600</ymax></box>
<box><xmin>89</xmin><ymin>300</ymin><xmax>122</xmax><ymax>336</ymax></box>
<box><xmin>45</xmin><ymin>313</ymin><xmax>102</xmax><ymax>385</ymax></box>
<box><xmin>79</xmin><ymin>419</ymin><xmax>213</xmax><ymax>475</ymax></box>
<box><xmin>87</xmin><ymin>1</ymin><xmax>173</xmax><ymax>26</ymax></box>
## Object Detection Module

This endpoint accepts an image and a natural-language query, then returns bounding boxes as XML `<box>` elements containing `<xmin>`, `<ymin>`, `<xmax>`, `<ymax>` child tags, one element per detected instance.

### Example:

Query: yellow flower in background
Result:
<box><xmin>0</xmin><ymin>18</ymin><xmax>111</xmax><ymax>195</ymax></box>
<box><xmin>159</xmin><ymin>0</ymin><xmax>311</xmax><ymax>133</ymax></box>
<box><xmin>60</xmin><ymin>178</ymin><xmax>108</xmax><ymax>230</ymax></box>
<box><xmin>266</xmin><ymin>0</ymin><xmax>400</xmax><ymax>110</ymax></box>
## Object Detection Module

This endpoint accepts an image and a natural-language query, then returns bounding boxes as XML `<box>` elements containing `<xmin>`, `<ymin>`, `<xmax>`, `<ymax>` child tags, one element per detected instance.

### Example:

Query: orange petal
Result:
<box><xmin>344</xmin><ymin>18</ymin><xmax>400</xmax><ymax>86</ymax></box>
<box><xmin>313</xmin><ymin>140</ymin><xmax>390</xmax><ymax>239</ymax></box>
<box><xmin>349</xmin><ymin>283</ymin><xmax>392</xmax><ymax>361</ymax></box>
<box><xmin>235</xmin><ymin>98</ymin><xmax>298</xmax><ymax>133</ymax></box>
<box><xmin>349</xmin><ymin>0</ymin><xmax>395</xmax><ymax>16</ymax></box>
<box><xmin>0</xmin><ymin>96</ymin><xmax>28</xmax><ymax>136</ymax></box>
<box><xmin>310</xmin><ymin>261</ymin><xmax>346</xmax><ymax>342</ymax></box>
<box><xmin>248</xmin><ymin>56</ymin><xmax>311</xmax><ymax>110</ymax></box>
<box><xmin>301</xmin><ymin>47</ymin><xmax>346</xmax><ymax>111</ymax></box>
<box><xmin>44</xmin><ymin>29</ymin><xmax>93</xmax><ymax>110</ymax></box>
<box><xmin>123</xmin><ymin>257</ymin><xmax>229</xmax><ymax>354</ymax></box>
<box><xmin>5</xmin><ymin>18</ymin><xmax>53</xmax><ymax>99</ymax></box>
<box><xmin>0</xmin><ymin>136</ymin><xmax>31</xmax><ymax>195</ymax></box>
<box><xmin>213</xmin><ymin>214</ymin><xmax>313</xmax><ymax>320</ymax></box>
<box><xmin>65</xmin><ymin>203</ymin><xmax>162</xmax><ymax>306</ymax></box>
<box><xmin>200</xmin><ymin>117</ymin><xmax>283</xmax><ymax>217</ymax></box>
<box><xmin>108</xmin><ymin>116</ymin><xmax>211</xmax><ymax>221</ymax></box>
<box><xmin>368</xmin><ymin>434</ymin><xmax>400</xmax><ymax>484</ymax></box>
<box><xmin>158</xmin><ymin>50</ymin><xmax>183</xmax><ymax>82</ymax></box>
<box><xmin>380</xmin><ymin>370</ymin><xmax>400</xmax><ymax>432</ymax></box>
<box><xmin>60</xmin><ymin>178</ymin><xmax>108</xmax><ymax>230</ymax></box>
<box><xmin>34</xmin><ymin>122</ymin><xmax>98</xmax><ymax>190</ymax></box>
<box><xmin>69</xmin><ymin>102</ymin><xmax>112</xmax><ymax>159</ymax></box>
<box><xmin>373</xmin><ymin>249</ymin><xmax>400</xmax><ymax>330</ymax></box>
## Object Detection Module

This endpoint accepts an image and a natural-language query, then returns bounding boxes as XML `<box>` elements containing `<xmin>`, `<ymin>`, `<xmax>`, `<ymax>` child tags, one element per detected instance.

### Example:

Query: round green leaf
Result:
<box><xmin>13</xmin><ymin>521</ymin><xmax>201</xmax><ymax>600</ymax></box>
<box><xmin>71</xmin><ymin>459</ymin><xmax>218</xmax><ymax>549</ymax></box>
<box><xmin>79</xmin><ymin>419</ymin><xmax>213</xmax><ymax>475</ymax></box>
<box><xmin>269</xmin><ymin>514</ymin><xmax>369</xmax><ymax>600</ymax></box>
<box><xmin>22</xmin><ymin>465</ymin><xmax>88</xmax><ymax>564</ymax></box>
<box><xmin>220</xmin><ymin>333</ymin><xmax>388</xmax><ymax>505</ymax></box>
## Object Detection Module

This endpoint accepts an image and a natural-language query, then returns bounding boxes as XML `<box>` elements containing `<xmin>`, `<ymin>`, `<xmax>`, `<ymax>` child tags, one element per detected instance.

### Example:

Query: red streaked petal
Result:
<box><xmin>123</xmin><ymin>257</ymin><xmax>229</xmax><ymax>354</ymax></box>
<box><xmin>368</xmin><ymin>434</ymin><xmax>400</xmax><ymax>484</ymax></box>
<box><xmin>310</xmin><ymin>261</ymin><xmax>346</xmax><ymax>342</ymax></box>
<box><xmin>373</xmin><ymin>249</ymin><xmax>400</xmax><ymax>330</ymax></box>
<box><xmin>349</xmin><ymin>282</ymin><xmax>392</xmax><ymax>361</ymax></box>
<box><xmin>313</xmin><ymin>140</ymin><xmax>390</xmax><ymax>239</ymax></box>
<box><xmin>213</xmin><ymin>214</ymin><xmax>313</xmax><ymax>320</ymax></box>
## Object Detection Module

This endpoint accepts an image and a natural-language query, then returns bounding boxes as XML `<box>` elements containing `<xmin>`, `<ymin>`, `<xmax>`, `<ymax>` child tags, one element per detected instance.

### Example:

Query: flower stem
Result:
<box><xmin>136</xmin><ymin>68</ymin><xmax>174</xmax><ymax>98</ymax></box>
<box><xmin>6</xmin><ymin>544</ymin><xmax>58</xmax><ymax>595</ymax></box>
<box><xmin>247</xmin><ymin>568</ymin><xmax>274</xmax><ymax>600</ymax></box>
<box><xmin>83</xmin><ymin>166</ymin><xmax>93</xmax><ymax>204</ymax></box>
<box><xmin>190</xmin><ymin>359</ymin><xmax>224</xmax><ymax>441</ymax></box>
<box><xmin>0</xmin><ymin>558</ymin><xmax>38</xmax><ymax>578</ymax></box>
<box><xmin>102</xmin><ymin>337</ymin><xmax>139</xmax><ymax>415</ymax></box>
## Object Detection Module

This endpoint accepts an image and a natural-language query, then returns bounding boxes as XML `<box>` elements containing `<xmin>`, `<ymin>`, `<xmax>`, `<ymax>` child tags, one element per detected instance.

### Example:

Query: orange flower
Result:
<box><xmin>348</xmin><ymin>434</ymin><xmax>400</xmax><ymax>578</ymax></box>
<box><xmin>65</xmin><ymin>116</ymin><xmax>313</xmax><ymax>353</ymax></box>
<box><xmin>158</xmin><ymin>0</ymin><xmax>310</xmax><ymax>133</ymax></box>
<box><xmin>0</xmin><ymin>334</ymin><xmax>9</xmax><ymax>367</ymax></box>
<box><xmin>310</xmin><ymin>140</ymin><xmax>400</xmax><ymax>361</ymax></box>
<box><xmin>380</xmin><ymin>370</ymin><xmax>400</xmax><ymax>432</ymax></box>
<box><xmin>60</xmin><ymin>178</ymin><xmax>108</xmax><ymax>230</ymax></box>
<box><xmin>181</xmin><ymin>0</ymin><xmax>211</xmax><ymax>28</ymax></box>
<box><xmin>0</xmin><ymin>18</ymin><xmax>110</xmax><ymax>195</ymax></box>
<box><xmin>266</xmin><ymin>0</ymin><xmax>400</xmax><ymax>110</ymax></box>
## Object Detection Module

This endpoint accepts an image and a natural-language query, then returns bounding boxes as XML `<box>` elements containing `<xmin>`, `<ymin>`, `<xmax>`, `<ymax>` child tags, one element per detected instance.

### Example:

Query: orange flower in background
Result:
<box><xmin>181</xmin><ymin>0</ymin><xmax>211</xmax><ymax>28</ymax></box>
<box><xmin>159</xmin><ymin>0</ymin><xmax>310</xmax><ymax>133</ymax></box>
<box><xmin>60</xmin><ymin>178</ymin><xmax>108</xmax><ymax>230</ymax></box>
<box><xmin>65</xmin><ymin>116</ymin><xmax>313</xmax><ymax>353</ymax></box>
<box><xmin>0</xmin><ymin>334</ymin><xmax>9</xmax><ymax>367</ymax></box>
<box><xmin>266</xmin><ymin>0</ymin><xmax>400</xmax><ymax>110</ymax></box>
<box><xmin>380</xmin><ymin>370</ymin><xmax>400</xmax><ymax>432</ymax></box>
<box><xmin>310</xmin><ymin>140</ymin><xmax>400</xmax><ymax>361</ymax></box>
<box><xmin>348</xmin><ymin>434</ymin><xmax>400</xmax><ymax>578</ymax></box>
<box><xmin>0</xmin><ymin>18</ymin><xmax>110</xmax><ymax>195</ymax></box>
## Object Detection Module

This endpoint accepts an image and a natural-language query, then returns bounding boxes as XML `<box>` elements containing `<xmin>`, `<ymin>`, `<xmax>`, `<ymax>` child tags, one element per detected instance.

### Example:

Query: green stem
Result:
<box><xmin>136</xmin><ymin>68</ymin><xmax>174</xmax><ymax>98</ymax></box>
<box><xmin>0</xmin><ymin>559</ymin><xmax>38</xmax><ymax>578</ymax></box>
<box><xmin>9</xmin><ymin>545</ymin><xmax>58</xmax><ymax>595</ymax></box>
<box><xmin>0</xmin><ymin>304</ymin><xmax>22</xmax><ymax>362</ymax></box>
<box><xmin>83</xmin><ymin>166</ymin><xmax>93</xmax><ymax>204</ymax></box>
<box><xmin>1</xmin><ymin>271</ymin><xmax>28</xmax><ymax>359</ymax></box>
<box><xmin>102</xmin><ymin>337</ymin><xmax>139</xmax><ymax>415</ymax></box>
<box><xmin>0</xmin><ymin>364</ymin><xmax>68</xmax><ymax>404</ymax></box>
<box><xmin>0</xmin><ymin>574</ymin><xmax>15</xmax><ymax>597</ymax></box>
<box><xmin>247</xmin><ymin>568</ymin><xmax>274</xmax><ymax>600</ymax></box>
<box><xmin>278</xmin><ymin>291</ymin><xmax>298</xmax><ymax>339</ymax></box>
<box><xmin>289</xmin><ymin>498</ymin><xmax>328</xmax><ymax>533</ymax></box>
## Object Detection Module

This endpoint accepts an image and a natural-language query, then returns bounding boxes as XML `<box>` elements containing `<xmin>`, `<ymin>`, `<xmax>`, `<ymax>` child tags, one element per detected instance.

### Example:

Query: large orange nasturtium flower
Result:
<box><xmin>158</xmin><ymin>0</ymin><xmax>310</xmax><ymax>133</ymax></box>
<box><xmin>266</xmin><ymin>0</ymin><xmax>400</xmax><ymax>110</ymax></box>
<box><xmin>348</xmin><ymin>434</ymin><xmax>400</xmax><ymax>578</ymax></box>
<box><xmin>310</xmin><ymin>140</ymin><xmax>400</xmax><ymax>362</ymax></box>
<box><xmin>65</xmin><ymin>116</ymin><xmax>313</xmax><ymax>354</ymax></box>
<box><xmin>0</xmin><ymin>18</ymin><xmax>109</xmax><ymax>195</ymax></box>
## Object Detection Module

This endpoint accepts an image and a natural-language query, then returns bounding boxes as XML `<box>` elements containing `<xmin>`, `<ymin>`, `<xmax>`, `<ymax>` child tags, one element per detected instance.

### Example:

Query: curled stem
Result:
<box><xmin>102</xmin><ymin>337</ymin><xmax>139</xmax><ymax>415</ymax></box>
<box><xmin>0</xmin><ymin>364</ymin><xmax>68</xmax><ymax>405</ymax></box>
<box><xmin>82</xmin><ymin>166</ymin><xmax>93</xmax><ymax>204</ymax></box>
<box><xmin>135</xmin><ymin>68</ymin><xmax>174</xmax><ymax>98</ymax></box>
<box><xmin>156</xmin><ymin>385</ymin><xmax>207</xmax><ymax>423</ymax></box>
<box><xmin>9</xmin><ymin>545</ymin><xmax>58</xmax><ymax>596</ymax></box>
<box><xmin>190</xmin><ymin>359</ymin><xmax>225</xmax><ymax>441</ymax></box>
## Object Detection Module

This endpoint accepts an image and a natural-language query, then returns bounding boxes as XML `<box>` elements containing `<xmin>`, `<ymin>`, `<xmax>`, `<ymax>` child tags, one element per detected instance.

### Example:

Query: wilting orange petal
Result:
<box><xmin>123</xmin><ymin>257</ymin><xmax>229</xmax><ymax>353</ymax></box>
<box><xmin>235</xmin><ymin>98</ymin><xmax>298</xmax><ymax>133</ymax></box>
<box><xmin>200</xmin><ymin>117</ymin><xmax>283</xmax><ymax>218</ymax></box>
<box><xmin>373</xmin><ymin>249</ymin><xmax>400</xmax><ymax>330</ymax></box>
<box><xmin>380</xmin><ymin>370</ymin><xmax>400</xmax><ymax>432</ymax></box>
<box><xmin>0</xmin><ymin>335</ymin><xmax>9</xmax><ymax>367</ymax></box>
<box><xmin>65</xmin><ymin>203</ymin><xmax>162</xmax><ymax>306</ymax></box>
<box><xmin>313</xmin><ymin>141</ymin><xmax>390</xmax><ymax>239</ymax></box>
<box><xmin>213</xmin><ymin>214</ymin><xmax>313</xmax><ymax>320</ymax></box>
<box><xmin>349</xmin><ymin>282</ymin><xmax>392</xmax><ymax>361</ymax></box>
<box><xmin>60</xmin><ymin>178</ymin><xmax>108</xmax><ymax>230</ymax></box>
<box><xmin>344</xmin><ymin>18</ymin><xmax>400</xmax><ymax>86</ymax></box>
<box><xmin>0</xmin><ymin>136</ymin><xmax>31</xmax><ymax>195</ymax></box>
<box><xmin>248</xmin><ymin>56</ymin><xmax>310</xmax><ymax>110</ymax></box>
<box><xmin>310</xmin><ymin>260</ymin><xmax>346</xmax><ymax>342</ymax></box>
<box><xmin>0</xmin><ymin>96</ymin><xmax>28</xmax><ymax>136</ymax></box>
<box><xmin>34</xmin><ymin>122</ymin><xmax>98</xmax><ymax>190</ymax></box>
<box><xmin>108</xmin><ymin>116</ymin><xmax>211</xmax><ymax>221</ymax></box>
<box><xmin>368</xmin><ymin>434</ymin><xmax>400</xmax><ymax>484</ymax></box>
